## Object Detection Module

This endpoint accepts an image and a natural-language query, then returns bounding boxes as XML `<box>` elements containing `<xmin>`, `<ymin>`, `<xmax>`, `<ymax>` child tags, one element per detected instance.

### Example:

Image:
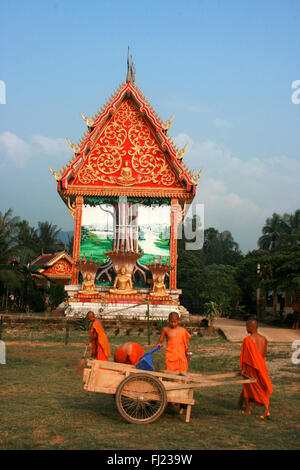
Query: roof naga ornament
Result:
<box><xmin>66</xmin><ymin>138</ymin><xmax>80</xmax><ymax>155</ymax></box>
<box><xmin>162</xmin><ymin>113</ymin><xmax>175</xmax><ymax>133</ymax></box>
<box><xmin>80</xmin><ymin>112</ymin><xmax>95</xmax><ymax>128</ymax></box>
<box><xmin>49</xmin><ymin>167</ymin><xmax>61</xmax><ymax>181</ymax></box>
<box><xmin>176</xmin><ymin>143</ymin><xmax>188</xmax><ymax>160</ymax></box>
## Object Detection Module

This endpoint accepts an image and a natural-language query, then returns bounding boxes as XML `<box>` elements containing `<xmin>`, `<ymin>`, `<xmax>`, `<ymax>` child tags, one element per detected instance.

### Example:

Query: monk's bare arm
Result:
<box><xmin>263</xmin><ymin>338</ymin><xmax>268</xmax><ymax>358</ymax></box>
<box><xmin>158</xmin><ymin>327</ymin><xmax>167</xmax><ymax>346</ymax></box>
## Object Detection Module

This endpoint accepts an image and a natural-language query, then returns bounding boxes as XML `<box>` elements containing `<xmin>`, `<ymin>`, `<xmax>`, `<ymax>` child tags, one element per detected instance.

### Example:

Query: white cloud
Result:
<box><xmin>0</xmin><ymin>131</ymin><xmax>72</xmax><ymax>168</ymax></box>
<box><xmin>175</xmin><ymin>133</ymin><xmax>300</xmax><ymax>252</ymax></box>
<box><xmin>30</xmin><ymin>135</ymin><xmax>69</xmax><ymax>157</ymax></box>
<box><xmin>0</xmin><ymin>131</ymin><xmax>31</xmax><ymax>168</ymax></box>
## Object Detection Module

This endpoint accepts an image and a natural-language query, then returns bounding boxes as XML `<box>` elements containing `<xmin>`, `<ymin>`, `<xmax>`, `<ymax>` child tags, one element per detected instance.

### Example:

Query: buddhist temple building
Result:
<box><xmin>50</xmin><ymin>54</ymin><xmax>202</xmax><ymax>318</ymax></box>
<box><xmin>30</xmin><ymin>251</ymin><xmax>73</xmax><ymax>286</ymax></box>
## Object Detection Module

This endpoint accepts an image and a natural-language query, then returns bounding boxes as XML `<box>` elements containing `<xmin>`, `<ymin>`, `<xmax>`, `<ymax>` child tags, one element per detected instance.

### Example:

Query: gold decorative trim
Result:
<box><xmin>80</xmin><ymin>112</ymin><xmax>95</xmax><ymax>128</ymax></box>
<box><xmin>162</xmin><ymin>113</ymin><xmax>175</xmax><ymax>131</ymax></box>
<box><xmin>49</xmin><ymin>167</ymin><xmax>61</xmax><ymax>181</ymax></box>
<box><xmin>66</xmin><ymin>138</ymin><xmax>80</xmax><ymax>154</ymax></box>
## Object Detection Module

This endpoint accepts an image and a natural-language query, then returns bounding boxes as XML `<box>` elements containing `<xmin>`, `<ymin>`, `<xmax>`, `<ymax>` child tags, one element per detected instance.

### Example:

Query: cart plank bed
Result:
<box><xmin>83</xmin><ymin>359</ymin><xmax>256</xmax><ymax>424</ymax></box>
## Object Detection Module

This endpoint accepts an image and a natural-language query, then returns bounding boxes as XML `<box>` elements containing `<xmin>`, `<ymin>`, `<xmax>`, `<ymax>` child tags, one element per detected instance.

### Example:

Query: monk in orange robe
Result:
<box><xmin>114</xmin><ymin>342</ymin><xmax>145</xmax><ymax>365</ymax></box>
<box><xmin>240</xmin><ymin>319</ymin><xmax>272</xmax><ymax>419</ymax></box>
<box><xmin>86</xmin><ymin>311</ymin><xmax>110</xmax><ymax>361</ymax></box>
<box><xmin>158</xmin><ymin>311</ymin><xmax>191</xmax><ymax>373</ymax></box>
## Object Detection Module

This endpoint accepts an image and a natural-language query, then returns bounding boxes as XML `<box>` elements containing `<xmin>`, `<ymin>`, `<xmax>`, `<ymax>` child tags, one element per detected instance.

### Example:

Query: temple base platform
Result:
<box><xmin>64</xmin><ymin>285</ymin><xmax>183</xmax><ymax>320</ymax></box>
<box><xmin>103</xmin><ymin>292</ymin><xmax>144</xmax><ymax>302</ymax></box>
<box><xmin>72</xmin><ymin>292</ymin><xmax>103</xmax><ymax>301</ymax></box>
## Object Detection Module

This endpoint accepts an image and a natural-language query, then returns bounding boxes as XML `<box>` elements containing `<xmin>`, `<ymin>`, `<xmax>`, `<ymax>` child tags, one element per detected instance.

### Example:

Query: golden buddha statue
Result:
<box><xmin>78</xmin><ymin>273</ymin><xmax>98</xmax><ymax>295</ymax></box>
<box><xmin>149</xmin><ymin>275</ymin><xmax>168</xmax><ymax>297</ymax></box>
<box><xmin>109</xmin><ymin>265</ymin><xmax>137</xmax><ymax>294</ymax></box>
<box><xmin>116</xmin><ymin>161</ymin><xmax>136</xmax><ymax>185</ymax></box>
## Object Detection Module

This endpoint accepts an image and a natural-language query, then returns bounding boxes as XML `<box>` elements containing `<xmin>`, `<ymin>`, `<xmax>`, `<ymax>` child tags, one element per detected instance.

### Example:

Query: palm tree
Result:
<box><xmin>288</xmin><ymin>209</ymin><xmax>300</xmax><ymax>244</ymax></box>
<box><xmin>0</xmin><ymin>262</ymin><xmax>54</xmax><ymax>312</ymax></box>
<box><xmin>0</xmin><ymin>209</ymin><xmax>20</xmax><ymax>263</ymax></box>
<box><xmin>203</xmin><ymin>227</ymin><xmax>241</xmax><ymax>265</ymax></box>
<box><xmin>258</xmin><ymin>213</ymin><xmax>286</xmax><ymax>250</ymax></box>
<box><xmin>36</xmin><ymin>221</ymin><xmax>64</xmax><ymax>254</ymax></box>
<box><xmin>66</xmin><ymin>234</ymin><xmax>74</xmax><ymax>256</ymax></box>
<box><xmin>15</xmin><ymin>220</ymin><xmax>39</xmax><ymax>263</ymax></box>
<box><xmin>259</xmin><ymin>210</ymin><xmax>300</xmax><ymax>250</ymax></box>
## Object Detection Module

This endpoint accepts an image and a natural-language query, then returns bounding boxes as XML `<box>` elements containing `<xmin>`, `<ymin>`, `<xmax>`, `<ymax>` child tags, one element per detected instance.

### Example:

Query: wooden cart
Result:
<box><xmin>83</xmin><ymin>359</ymin><xmax>255</xmax><ymax>424</ymax></box>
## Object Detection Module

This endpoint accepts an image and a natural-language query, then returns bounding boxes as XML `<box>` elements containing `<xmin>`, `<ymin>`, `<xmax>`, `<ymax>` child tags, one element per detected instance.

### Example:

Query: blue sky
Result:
<box><xmin>0</xmin><ymin>0</ymin><xmax>300</xmax><ymax>252</ymax></box>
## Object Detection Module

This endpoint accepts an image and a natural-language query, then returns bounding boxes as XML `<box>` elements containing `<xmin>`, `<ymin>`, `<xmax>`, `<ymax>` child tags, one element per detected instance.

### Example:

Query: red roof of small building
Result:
<box><xmin>30</xmin><ymin>251</ymin><xmax>73</xmax><ymax>279</ymax></box>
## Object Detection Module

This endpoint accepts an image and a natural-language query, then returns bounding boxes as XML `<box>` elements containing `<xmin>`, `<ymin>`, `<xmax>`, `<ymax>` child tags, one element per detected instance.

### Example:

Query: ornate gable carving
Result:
<box><xmin>70</xmin><ymin>99</ymin><xmax>184</xmax><ymax>191</ymax></box>
<box><xmin>43</xmin><ymin>258</ymin><xmax>72</xmax><ymax>277</ymax></box>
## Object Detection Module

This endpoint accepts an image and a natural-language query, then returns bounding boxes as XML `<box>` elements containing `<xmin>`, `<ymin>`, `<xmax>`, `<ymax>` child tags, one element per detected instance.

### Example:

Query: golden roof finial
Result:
<box><xmin>131</xmin><ymin>57</ymin><xmax>136</xmax><ymax>85</ymax></box>
<box><xmin>176</xmin><ymin>143</ymin><xmax>188</xmax><ymax>160</ymax></box>
<box><xmin>49</xmin><ymin>167</ymin><xmax>61</xmax><ymax>181</ymax></box>
<box><xmin>80</xmin><ymin>112</ymin><xmax>94</xmax><ymax>128</ymax></box>
<box><xmin>126</xmin><ymin>46</ymin><xmax>130</xmax><ymax>83</ymax></box>
<box><xmin>126</xmin><ymin>46</ymin><xmax>135</xmax><ymax>85</ymax></box>
<box><xmin>194</xmin><ymin>168</ymin><xmax>203</xmax><ymax>184</ymax></box>
<box><xmin>162</xmin><ymin>113</ymin><xmax>175</xmax><ymax>132</ymax></box>
<box><xmin>66</xmin><ymin>138</ymin><xmax>80</xmax><ymax>154</ymax></box>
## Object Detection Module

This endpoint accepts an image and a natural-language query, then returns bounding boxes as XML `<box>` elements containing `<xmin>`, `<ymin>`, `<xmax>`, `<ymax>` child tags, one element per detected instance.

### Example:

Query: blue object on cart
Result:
<box><xmin>135</xmin><ymin>346</ymin><xmax>161</xmax><ymax>371</ymax></box>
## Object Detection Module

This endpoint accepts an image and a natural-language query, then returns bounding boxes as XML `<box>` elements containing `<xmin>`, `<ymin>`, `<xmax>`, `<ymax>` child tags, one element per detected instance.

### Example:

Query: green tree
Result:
<box><xmin>203</xmin><ymin>227</ymin><xmax>242</xmax><ymax>266</ymax></box>
<box><xmin>258</xmin><ymin>210</ymin><xmax>300</xmax><ymax>251</ymax></box>
<box><xmin>0</xmin><ymin>263</ymin><xmax>53</xmax><ymax>312</ymax></box>
<box><xmin>239</xmin><ymin>245</ymin><xmax>300</xmax><ymax>318</ymax></box>
<box><xmin>15</xmin><ymin>219</ymin><xmax>39</xmax><ymax>263</ymax></box>
<box><xmin>203</xmin><ymin>301</ymin><xmax>220</xmax><ymax>327</ymax></box>
<box><xmin>235</xmin><ymin>250</ymin><xmax>262</xmax><ymax>314</ymax></box>
<box><xmin>0</xmin><ymin>208</ymin><xmax>20</xmax><ymax>263</ymax></box>
<box><xmin>177</xmin><ymin>249</ymin><xmax>204</xmax><ymax>312</ymax></box>
<box><xmin>47</xmin><ymin>284</ymin><xmax>67</xmax><ymax>310</ymax></box>
<box><xmin>258</xmin><ymin>213</ymin><xmax>284</xmax><ymax>250</ymax></box>
<box><xmin>36</xmin><ymin>221</ymin><xmax>64</xmax><ymax>254</ymax></box>
<box><xmin>199</xmin><ymin>264</ymin><xmax>243</xmax><ymax>316</ymax></box>
<box><xmin>258</xmin><ymin>246</ymin><xmax>300</xmax><ymax>300</ymax></box>
<box><xmin>66</xmin><ymin>234</ymin><xmax>74</xmax><ymax>256</ymax></box>
<box><xmin>282</xmin><ymin>209</ymin><xmax>300</xmax><ymax>246</ymax></box>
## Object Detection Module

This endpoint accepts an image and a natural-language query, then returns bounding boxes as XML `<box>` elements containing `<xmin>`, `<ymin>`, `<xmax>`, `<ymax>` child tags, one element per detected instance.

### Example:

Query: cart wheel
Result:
<box><xmin>115</xmin><ymin>373</ymin><xmax>167</xmax><ymax>424</ymax></box>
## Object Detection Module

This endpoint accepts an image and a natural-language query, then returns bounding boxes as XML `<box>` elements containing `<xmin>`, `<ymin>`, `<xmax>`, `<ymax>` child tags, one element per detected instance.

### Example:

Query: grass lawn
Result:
<box><xmin>0</xmin><ymin>328</ymin><xmax>299</xmax><ymax>450</ymax></box>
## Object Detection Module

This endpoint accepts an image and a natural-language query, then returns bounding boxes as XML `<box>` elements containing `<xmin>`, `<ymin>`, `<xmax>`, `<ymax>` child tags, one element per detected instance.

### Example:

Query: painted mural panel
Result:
<box><xmin>80</xmin><ymin>204</ymin><xmax>114</xmax><ymax>263</ymax></box>
<box><xmin>79</xmin><ymin>203</ymin><xmax>171</xmax><ymax>285</ymax></box>
<box><xmin>137</xmin><ymin>205</ymin><xmax>171</xmax><ymax>266</ymax></box>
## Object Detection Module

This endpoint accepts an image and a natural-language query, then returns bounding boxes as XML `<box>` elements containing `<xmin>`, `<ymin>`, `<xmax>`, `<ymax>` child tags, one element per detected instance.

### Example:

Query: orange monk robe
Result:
<box><xmin>90</xmin><ymin>319</ymin><xmax>110</xmax><ymax>361</ymax></box>
<box><xmin>114</xmin><ymin>343</ymin><xmax>145</xmax><ymax>365</ymax></box>
<box><xmin>166</xmin><ymin>327</ymin><xmax>191</xmax><ymax>373</ymax></box>
<box><xmin>240</xmin><ymin>335</ymin><xmax>272</xmax><ymax>407</ymax></box>
<box><xmin>128</xmin><ymin>343</ymin><xmax>145</xmax><ymax>365</ymax></box>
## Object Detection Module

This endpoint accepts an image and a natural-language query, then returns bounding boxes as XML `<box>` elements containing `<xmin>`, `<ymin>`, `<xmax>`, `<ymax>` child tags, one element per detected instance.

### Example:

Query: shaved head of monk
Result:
<box><xmin>169</xmin><ymin>311</ymin><xmax>180</xmax><ymax>321</ymax></box>
<box><xmin>87</xmin><ymin>311</ymin><xmax>95</xmax><ymax>321</ymax></box>
<box><xmin>168</xmin><ymin>311</ymin><xmax>180</xmax><ymax>329</ymax></box>
<box><xmin>246</xmin><ymin>319</ymin><xmax>258</xmax><ymax>333</ymax></box>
